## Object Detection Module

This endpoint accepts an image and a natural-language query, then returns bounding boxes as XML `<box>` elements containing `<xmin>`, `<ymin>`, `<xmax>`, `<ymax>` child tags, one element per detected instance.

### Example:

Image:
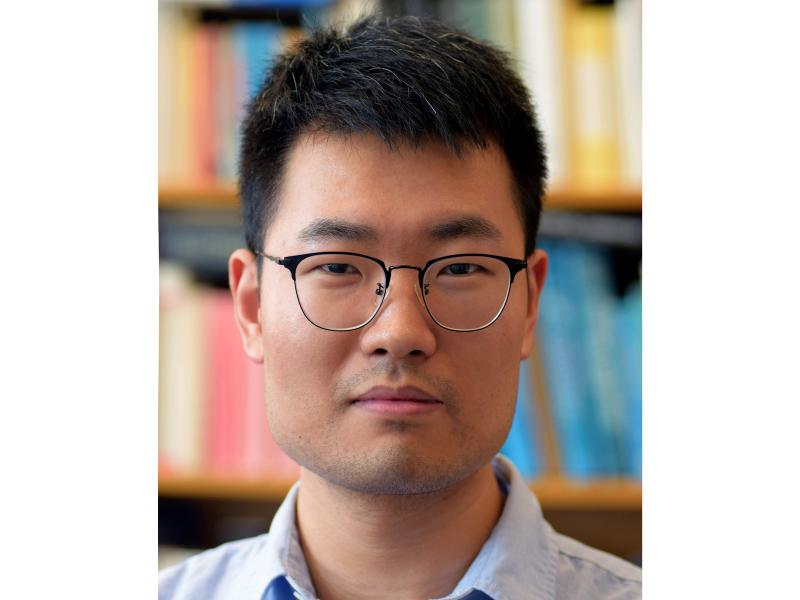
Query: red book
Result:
<box><xmin>190</xmin><ymin>25</ymin><xmax>217</xmax><ymax>181</ymax></box>
<box><xmin>205</xmin><ymin>291</ymin><xmax>247</xmax><ymax>475</ymax></box>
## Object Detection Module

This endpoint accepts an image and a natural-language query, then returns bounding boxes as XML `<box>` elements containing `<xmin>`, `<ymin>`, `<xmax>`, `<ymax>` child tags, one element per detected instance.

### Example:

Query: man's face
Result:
<box><xmin>231</xmin><ymin>132</ymin><xmax>547</xmax><ymax>495</ymax></box>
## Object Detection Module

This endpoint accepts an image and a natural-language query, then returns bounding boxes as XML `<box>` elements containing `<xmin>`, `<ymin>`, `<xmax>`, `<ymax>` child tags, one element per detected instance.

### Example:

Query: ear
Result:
<box><xmin>228</xmin><ymin>248</ymin><xmax>264</xmax><ymax>363</ymax></box>
<box><xmin>519</xmin><ymin>248</ymin><xmax>548</xmax><ymax>361</ymax></box>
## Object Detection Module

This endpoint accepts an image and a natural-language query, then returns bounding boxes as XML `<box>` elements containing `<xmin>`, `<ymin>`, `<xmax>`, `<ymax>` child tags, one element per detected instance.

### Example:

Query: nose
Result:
<box><xmin>359</xmin><ymin>268</ymin><xmax>437</xmax><ymax>359</ymax></box>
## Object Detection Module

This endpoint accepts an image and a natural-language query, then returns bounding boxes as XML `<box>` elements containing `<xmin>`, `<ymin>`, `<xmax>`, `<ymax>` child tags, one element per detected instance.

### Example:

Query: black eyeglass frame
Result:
<box><xmin>258</xmin><ymin>250</ymin><xmax>528</xmax><ymax>333</ymax></box>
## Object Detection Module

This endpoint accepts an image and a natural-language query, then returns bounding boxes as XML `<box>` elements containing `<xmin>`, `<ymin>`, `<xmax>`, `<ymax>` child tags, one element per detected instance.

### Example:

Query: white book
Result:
<box><xmin>158</xmin><ymin>4</ymin><xmax>178</xmax><ymax>181</ymax></box>
<box><xmin>159</xmin><ymin>262</ymin><xmax>207</xmax><ymax>475</ymax></box>
<box><xmin>513</xmin><ymin>0</ymin><xmax>567</xmax><ymax>187</ymax></box>
<box><xmin>614</xmin><ymin>0</ymin><xmax>642</xmax><ymax>186</ymax></box>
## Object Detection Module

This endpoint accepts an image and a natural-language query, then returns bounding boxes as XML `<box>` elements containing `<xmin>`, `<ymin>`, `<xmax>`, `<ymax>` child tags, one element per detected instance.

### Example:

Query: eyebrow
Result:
<box><xmin>297</xmin><ymin>218</ymin><xmax>379</xmax><ymax>243</ymax></box>
<box><xmin>296</xmin><ymin>215</ymin><xmax>502</xmax><ymax>244</ymax></box>
<box><xmin>427</xmin><ymin>216</ymin><xmax>502</xmax><ymax>241</ymax></box>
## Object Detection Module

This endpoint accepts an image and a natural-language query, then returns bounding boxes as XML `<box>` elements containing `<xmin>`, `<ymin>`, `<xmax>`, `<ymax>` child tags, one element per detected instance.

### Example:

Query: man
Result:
<box><xmin>159</xmin><ymin>14</ymin><xmax>642</xmax><ymax>600</ymax></box>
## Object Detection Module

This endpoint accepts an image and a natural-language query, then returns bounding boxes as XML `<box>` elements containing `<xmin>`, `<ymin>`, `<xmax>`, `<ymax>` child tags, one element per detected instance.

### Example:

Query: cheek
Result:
<box><xmin>260</xmin><ymin>295</ymin><xmax>354</xmax><ymax>427</ymax></box>
<box><xmin>442</xmin><ymin>322</ymin><xmax>523</xmax><ymax>424</ymax></box>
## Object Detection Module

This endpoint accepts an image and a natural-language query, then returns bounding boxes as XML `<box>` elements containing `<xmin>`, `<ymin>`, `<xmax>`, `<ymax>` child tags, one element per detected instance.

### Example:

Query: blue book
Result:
<box><xmin>499</xmin><ymin>360</ymin><xmax>540</xmax><ymax>480</ymax></box>
<box><xmin>573</xmin><ymin>243</ymin><xmax>626</xmax><ymax>476</ymax></box>
<box><xmin>555</xmin><ymin>242</ymin><xmax>617</xmax><ymax>476</ymax></box>
<box><xmin>615</xmin><ymin>281</ymin><xmax>642</xmax><ymax>478</ymax></box>
<box><xmin>536</xmin><ymin>240</ymin><xmax>595</xmax><ymax>479</ymax></box>
<box><xmin>234</xmin><ymin>21</ymin><xmax>283</xmax><ymax>101</ymax></box>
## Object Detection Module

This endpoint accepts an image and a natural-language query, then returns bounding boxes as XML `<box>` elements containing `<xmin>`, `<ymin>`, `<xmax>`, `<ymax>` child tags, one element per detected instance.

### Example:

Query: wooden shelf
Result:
<box><xmin>544</xmin><ymin>187</ymin><xmax>641</xmax><ymax>212</ymax></box>
<box><xmin>530</xmin><ymin>476</ymin><xmax>642</xmax><ymax>510</ymax></box>
<box><xmin>158</xmin><ymin>181</ymin><xmax>239</xmax><ymax>207</ymax></box>
<box><xmin>158</xmin><ymin>181</ymin><xmax>642</xmax><ymax>212</ymax></box>
<box><xmin>158</xmin><ymin>474</ymin><xmax>641</xmax><ymax>511</ymax></box>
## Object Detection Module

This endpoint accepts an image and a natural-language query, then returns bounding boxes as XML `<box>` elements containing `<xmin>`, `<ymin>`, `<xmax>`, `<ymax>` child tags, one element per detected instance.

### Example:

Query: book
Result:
<box><xmin>536</xmin><ymin>239</ymin><xmax>596</xmax><ymax>478</ymax></box>
<box><xmin>190</xmin><ymin>24</ymin><xmax>218</xmax><ymax>182</ymax></box>
<box><xmin>613</xmin><ymin>0</ymin><xmax>642</xmax><ymax>186</ymax></box>
<box><xmin>513</xmin><ymin>0</ymin><xmax>568</xmax><ymax>186</ymax></box>
<box><xmin>159</xmin><ymin>263</ymin><xmax>207</xmax><ymax>474</ymax></box>
<box><xmin>574</xmin><ymin>242</ymin><xmax>626</xmax><ymax>475</ymax></box>
<box><xmin>206</xmin><ymin>290</ymin><xmax>248</xmax><ymax>475</ymax></box>
<box><xmin>563</xmin><ymin>1</ymin><xmax>621</xmax><ymax>188</ymax></box>
<box><xmin>616</xmin><ymin>280</ymin><xmax>642</xmax><ymax>478</ymax></box>
<box><xmin>234</xmin><ymin>21</ymin><xmax>283</xmax><ymax>101</ymax></box>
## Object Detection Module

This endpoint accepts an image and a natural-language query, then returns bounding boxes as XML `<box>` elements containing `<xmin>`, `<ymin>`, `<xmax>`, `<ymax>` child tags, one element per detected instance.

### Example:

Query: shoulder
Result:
<box><xmin>158</xmin><ymin>534</ymin><xmax>271</xmax><ymax>600</ymax></box>
<box><xmin>550</xmin><ymin>529</ymin><xmax>642</xmax><ymax>600</ymax></box>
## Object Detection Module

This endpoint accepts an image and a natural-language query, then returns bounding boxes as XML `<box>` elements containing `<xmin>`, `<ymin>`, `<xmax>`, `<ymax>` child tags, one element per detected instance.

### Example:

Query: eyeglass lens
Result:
<box><xmin>292</xmin><ymin>254</ymin><xmax>512</xmax><ymax>331</ymax></box>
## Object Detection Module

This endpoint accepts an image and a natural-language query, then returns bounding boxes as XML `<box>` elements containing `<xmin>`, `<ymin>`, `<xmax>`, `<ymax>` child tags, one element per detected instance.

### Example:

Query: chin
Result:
<box><xmin>293</xmin><ymin>442</ymin><xmax>494</xmax><ymax>496</ymax></box>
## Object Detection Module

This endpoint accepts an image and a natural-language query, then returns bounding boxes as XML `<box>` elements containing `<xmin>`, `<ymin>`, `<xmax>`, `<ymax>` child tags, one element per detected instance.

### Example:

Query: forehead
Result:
<box><xmin>266</xmin><ymin>132</ymin><xmax>524</xmax><ymax>254</ymax></box>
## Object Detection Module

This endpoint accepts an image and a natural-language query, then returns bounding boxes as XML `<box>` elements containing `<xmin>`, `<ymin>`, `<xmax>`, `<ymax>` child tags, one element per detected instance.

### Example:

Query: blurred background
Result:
<box><xmin>158</xmin><ymin>0</ymin><xmax>642</xmax><ymax>569</ymax></box>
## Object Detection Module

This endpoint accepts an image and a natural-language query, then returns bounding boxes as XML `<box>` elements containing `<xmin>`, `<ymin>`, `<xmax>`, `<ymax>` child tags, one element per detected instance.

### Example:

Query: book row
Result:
<box><xmin>159</xmin><ymin>262</ymin><xmax>299</xmax><ymax>480</ymax></box>
<box><xmin>159</xmin><ymin>239</ymin><xmax>641</xmax><ymax>482</ymax></box>
<box><xmin>158</xmin><ymin>0</ymin><xmax>641</xmax><ymax>189</ymax></box>
<box><xmin>158</xmin><ymin>5</ymin><xmax>302</xmax><ymax>184</ymax></box>
<box><xmin>503</xmin><ymin>238</ymin><xmax>642</xmax><ymax>480</ymax></box>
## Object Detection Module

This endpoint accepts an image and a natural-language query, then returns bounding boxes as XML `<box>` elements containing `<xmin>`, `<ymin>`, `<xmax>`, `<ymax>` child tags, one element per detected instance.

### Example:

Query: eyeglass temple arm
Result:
<box><xmin>259</xmin><ymin>252</ymin><xmax>285</xmax><ymax>265</ymax></box>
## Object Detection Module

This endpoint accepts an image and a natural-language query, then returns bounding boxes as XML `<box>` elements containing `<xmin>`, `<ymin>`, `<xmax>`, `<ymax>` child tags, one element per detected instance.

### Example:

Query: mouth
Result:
<box><xmin>350</xmin><ymin>385</ymin><xmax>444</xmax><ymax>416</ymax></box>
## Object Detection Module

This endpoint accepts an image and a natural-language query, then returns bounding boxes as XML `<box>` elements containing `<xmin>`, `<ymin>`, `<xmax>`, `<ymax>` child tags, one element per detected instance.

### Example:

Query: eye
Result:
<box><xmin>320</xmin><ymin>263</ymin><xmax>358</xmax><ymax>275</ymax></box>
<box><xmin>442</xmin><ymin>263</ymin><xmax>480</xmax><ymax>276</ymax></box>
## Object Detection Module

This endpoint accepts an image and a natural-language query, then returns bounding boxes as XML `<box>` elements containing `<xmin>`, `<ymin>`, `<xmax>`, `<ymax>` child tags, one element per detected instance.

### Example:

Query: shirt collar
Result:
<box><xmin>227</xmin><ymin>481</ymin><xmax>311</xmax><ymax>600</ymax></box>
<box><xmin>435</xmin><ymin>455</ymin><xmax>558</xmax><ymax>600</ymax></box>
<box><xmin>232</xmin><ymin>455</ymin><xmax>557</xmax><ymax>600</ymax></box>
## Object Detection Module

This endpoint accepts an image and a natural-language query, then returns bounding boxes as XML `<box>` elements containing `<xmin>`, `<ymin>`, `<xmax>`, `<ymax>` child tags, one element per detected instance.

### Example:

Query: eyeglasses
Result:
<box><xmin>258</xmin><ymin>251</ymin><xmax>527</xmax><ymax>332</ymax></box>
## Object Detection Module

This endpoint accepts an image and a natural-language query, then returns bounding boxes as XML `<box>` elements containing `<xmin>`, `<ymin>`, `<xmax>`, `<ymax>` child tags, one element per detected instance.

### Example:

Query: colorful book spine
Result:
<box><xmin>159</xmin><ymin>263</ymin><xmax>207</xmax><ymax>474</ymax></box>
<box><xmin>235</xmin><ymin>21</ymin><xmax>283</xmax><ymax>101</ymax></box>
<box><xmin>573</xmin><ymin>243</ymin><xmax>626</xmax><ymax>475</ymax></box>
<box><xmin>616</xmin><ymin>280</ymin><xmax>642</xmax><ymax>478</ymax></box>
<box><xmin>513</xmin><ymin>0</ymin><xmax>567</xmax><ymax>186</ymax></box>
<box><xmin>564</xmin><ymin>1</ymin><xmax>621</xmax><ymax>188</ymax></box>
<box><xmin>206</xmin><ymin>290</ymin><xmax>248</xmax><ymax>475</ymax></box>
<box><xmin>191</xmin><ymin>24</ymin><xmax>218</xmax><ymax>182</ymax></box>
<box><xmin>536</xmin><ymin>239</ymin><xmax>596</xmax><ymax>478</ymax></box>
<box><xmin>613</xmin><ymin>0</ymin><xmax>642</xmax><ymax>186</ymax></box>
<box><xmin>158</xmin><ymin>10</ymin><xmax>287</xmax><ymax>184</ymax></box>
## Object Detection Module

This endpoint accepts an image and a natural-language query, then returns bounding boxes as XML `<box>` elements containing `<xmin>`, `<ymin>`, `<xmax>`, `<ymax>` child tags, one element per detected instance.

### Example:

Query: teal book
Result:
<box><xmin>556</xmin><ymin>242</ymin><xmax>616</xmax><ymax>476</ymax></box>
<box><xmin>536</xmin><ymin>240</ymin><xmax>595</xmax><ymax>478</ymax></box>
<box><xmin>235</xmin><ymin>21</ymin><xmax>283</xmax><ymax>101</ymax></box>
<box><xmin>499</xmin><ymin>360</ymin><xmax>540</xmax><ymax>480</ymax></box>
<box><xmin>616</xmin><ymin>281</ymin><xmax>642</xmax><ymax>478</ymax></box>
<box><xmin>574</xmin><ymin>243</ymin><xmax>626</xmax><ymax>475</ymax></box>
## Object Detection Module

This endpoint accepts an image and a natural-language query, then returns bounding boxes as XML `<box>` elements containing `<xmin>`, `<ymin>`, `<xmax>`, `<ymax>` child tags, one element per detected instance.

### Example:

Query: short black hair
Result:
<box><xmin>239</xmin><ymin>14</ymin><xmax>547</xmax><ymax>262</ymax></box>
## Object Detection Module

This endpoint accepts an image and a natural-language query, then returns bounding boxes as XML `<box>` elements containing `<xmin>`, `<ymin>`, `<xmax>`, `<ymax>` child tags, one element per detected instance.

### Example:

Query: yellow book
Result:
<box><xmin>564</xmin><ymin>2</ymin><xmax>621</xmax><ymax>189</ymax></box>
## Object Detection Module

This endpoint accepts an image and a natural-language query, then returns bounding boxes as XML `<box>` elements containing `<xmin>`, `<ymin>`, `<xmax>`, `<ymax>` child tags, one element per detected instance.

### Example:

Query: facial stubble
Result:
<box><xmin>266</xmin><ymin>360</ymin><xmax>510</xmax><ymax>497</ymax></box>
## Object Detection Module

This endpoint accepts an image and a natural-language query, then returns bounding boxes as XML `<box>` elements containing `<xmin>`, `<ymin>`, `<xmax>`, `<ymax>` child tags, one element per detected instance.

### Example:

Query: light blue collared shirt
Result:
<box><xmin>159</xmin><ymin>456</ymin><xmax>641</xmax><ymax>599</ymax></box>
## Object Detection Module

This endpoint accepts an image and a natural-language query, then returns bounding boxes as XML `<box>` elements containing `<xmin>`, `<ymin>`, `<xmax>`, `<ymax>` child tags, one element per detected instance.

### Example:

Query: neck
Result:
<box><xmin>295</xmin><ymin>462</ymin><xmax>504</xmax><ymax>600</ymax></box>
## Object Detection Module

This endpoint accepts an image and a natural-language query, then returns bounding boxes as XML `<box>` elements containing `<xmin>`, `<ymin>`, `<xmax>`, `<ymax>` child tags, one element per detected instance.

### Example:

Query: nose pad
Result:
<box><xmin>374</xmin><ymin>282</ymin><xmax>386</xmax><ymax>306</ymax></box>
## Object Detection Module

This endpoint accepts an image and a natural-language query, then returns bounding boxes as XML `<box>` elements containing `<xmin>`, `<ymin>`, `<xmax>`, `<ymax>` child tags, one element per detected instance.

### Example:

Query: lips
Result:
<box><xmin>351</xmin><ymin>385</ymin><xmax>443</xmax><ymax>416</ymax></box>
<box><xmin>353</xmin><ymin>385</ymin><xmax>441</xmax><ymax>404</ymax></box>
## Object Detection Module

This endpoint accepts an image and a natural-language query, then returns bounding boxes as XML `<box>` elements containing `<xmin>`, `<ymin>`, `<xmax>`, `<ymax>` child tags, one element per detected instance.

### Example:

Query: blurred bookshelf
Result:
<box><xmin>158</xmin><ymin>0</ymin><xmax>642</xmax><ymax>565</ymax></box>
<box><xmin>159</xmin><ymin>181</ymin><xmax>642</xmax><ymax>212</ymax></box>
<box><xmin>159</xmin><ymin>473</ymin><xmax>641</xmax><ymax>510</ymax></box>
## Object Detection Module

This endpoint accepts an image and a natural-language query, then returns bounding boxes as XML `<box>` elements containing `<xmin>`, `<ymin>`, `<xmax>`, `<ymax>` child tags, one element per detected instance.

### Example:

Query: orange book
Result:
<box><xmin>190</xmin><ymin>25</ymin><xmax>217</xmax><ymax>182</ymax></box>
